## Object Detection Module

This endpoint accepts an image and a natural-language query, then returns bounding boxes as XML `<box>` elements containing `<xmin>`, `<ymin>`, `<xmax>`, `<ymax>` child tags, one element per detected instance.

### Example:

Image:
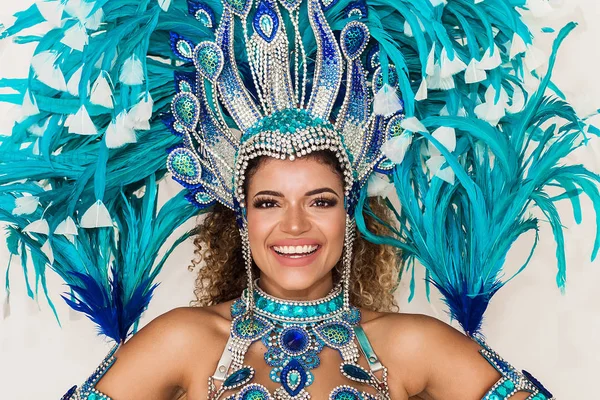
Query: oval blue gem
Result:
<box><xmin>342</xmin><ymin>363</ymin><xmax>371</xmax><ymax>382</ymax></box>
<box><xmin>223</xmin><ymin>367</ymin><xmax>253</xmax><ymax>388</ymax></box>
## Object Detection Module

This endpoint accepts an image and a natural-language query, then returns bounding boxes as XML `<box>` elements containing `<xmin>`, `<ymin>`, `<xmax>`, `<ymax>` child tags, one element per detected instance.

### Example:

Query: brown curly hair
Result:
<box><xmin>188</xmin><ymin>152</ymin><xmax>401</xmax><ymax>312</ymax></box>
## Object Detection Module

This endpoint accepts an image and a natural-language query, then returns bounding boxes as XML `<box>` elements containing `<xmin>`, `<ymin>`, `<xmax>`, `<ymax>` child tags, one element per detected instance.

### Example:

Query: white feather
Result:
<box><xmin>85</xmin><ymin>8</ymin><xmax>104</xmax><ymax>30</ymax></box>
<box><xmin>90</xmin><ymin>71</ymin><xmax>114</xmax><ymax>109</ymax></box>
<box><xmin>426</xmin><ymin>63</ymin><xmax>455</xmax><ymax>90</ymax></box>
<box><xmin>105</xmin><ymin>111</ymin><xmax>138</xmax><ymax>149</ymax></box>
<box><xmin>41</xmin><ymin>239</ymin><xmax>54</xmax><ymax>265</ymax></box>
<box><xmin>28</xmin><ymin>117</ymin><xmax>50</xmax><ymax>137</ymax></box>
<box><xmin>440</xmin><ymin>47</ymin><xmax>467</xmax><ymax>78</ymax></box>
<box><xmin>373</xmin><ymin>84</ymin><xmax>402</xmax><ymax>117</ymax></box>
<box><xmin>119</xmin><ymin>55</ymin><xmax>145</xmax><ymax>85</ymax></box>
<box><xmin>426</xmin><ymin>156</ymin><xmax>455</xmax><ymax>185</ymax></box>
<box><xmin>477</xmin><ymin>45</ymin><xmax>502</xmax><ymax>70</ymax></box>
<box><xmin>510</xmin><ymin>32</ymin><xmax>527</xmax><ymax>59</ymax></box>
<box><xmin>474</xmin><ymin>102</ymin><xmax>505</xmax><ymax>126</ymax></box>
<box><xmin>66</xmin><ymin>64</ymin><xmax>86</xmax><ymax>96</ymax></box>
<box><xmin>381</xmin><ymin>132</ymin><xmax>413</xmax><ymax>164</ymax></box>
<box><xmin>60</xmin><ymin>22</ymin><xmax>88</xmax><ymax>52</ymax></box>
<box><xmin>415</xmin><ymin>78</ymin><xmax>428</xmax><ymax>101</ymax></box>
<box><xmin>80</xmin><ymin>199</ymin><xmax>113</xmax><ymax>228</ymax></box>
<box><xmin>12</xmin><ymin>196</ymin><xmax>39</xmax><ymax>216</ymax></box>
<box><xmin>506</xmin><ymin>83</ymin><xmax>526</xmax><ymax>114</ymax></box>
<box><xmin>431</xmin><ymin>126</ymin><xmax>456</xmax><ymax>153</ymax></box>
<box><xmin>158</xmin><ymin>0</ymin><xmax>172</xmax><ymax>12</ymax></box>
<box><xmin>54</xmin><ymin>216</ymin><xmax>78</xmax><ymax>236</ymax></box>
<box><xmin>68</xmin><ymin>105</ymin><xmax>97</xmax><ymax>135</ymax></box>
<box><xmin>31</xmin><ymin>51</ymin><xmax>68</xmax><ymax>91</ymax></box>
<box><xmin>400</xmin><ymin>116</ymin><xmax>428</xmax><ymax>134</ymax></box>
<box><xmin>465</xmin><ymin>59</ymin><xmax>487</xmax><ymax>84</ymax></box>
<box><xmin>127</xmin><ymin>94</ymin><xmax>154</xmax><ymax>130</ymax></box>
<box><xmin>36</xmin><ymin>1</ymin><xmax>65</xmax><ymax>28</ymax></box>
<box><xmin>367</xmin><ymin>173</ymin><xmax>395</xmax><ymax>198</ymax></box>
<box><xmin>20</xmin><ymin>89</ymin><xmax>40</xmax><ymax>120</ymax></box>
<box><xmin>23</xmin><ymin>218</ymin><xmax>50</xmax><ymax>234</ymax></box>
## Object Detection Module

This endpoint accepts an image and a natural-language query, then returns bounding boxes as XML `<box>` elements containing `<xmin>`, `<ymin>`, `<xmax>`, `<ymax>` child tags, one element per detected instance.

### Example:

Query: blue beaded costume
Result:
<box><xmin>0</xmin><ymin>0</ymin><xmax>598</xmax><ymax>399</ymax></box>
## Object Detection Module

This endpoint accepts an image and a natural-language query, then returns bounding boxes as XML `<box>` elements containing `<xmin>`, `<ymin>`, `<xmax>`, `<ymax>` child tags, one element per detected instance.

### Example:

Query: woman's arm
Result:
<box><xmin>90</xmin><ymin>308</ymin><xmax>202</xmax><ymax>400</ymax></box>
<box><xmin>407</xmin><ymin>315</ymin><xmax>536</xmax><ymax>400</ymax></box>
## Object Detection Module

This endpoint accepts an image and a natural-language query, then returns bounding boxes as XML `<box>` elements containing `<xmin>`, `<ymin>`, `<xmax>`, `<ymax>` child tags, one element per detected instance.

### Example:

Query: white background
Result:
<box><xmin>1</xmin><ymin>1</ymin><xmax>599</xmax><ymax>398</ymax></box>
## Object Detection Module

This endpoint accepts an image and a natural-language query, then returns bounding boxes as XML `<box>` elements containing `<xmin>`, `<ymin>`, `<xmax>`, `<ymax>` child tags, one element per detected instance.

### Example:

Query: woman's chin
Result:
<box><xmin>260</xmin><ymin>269</ymin><xmax>330</xmax><ymax>295</ymax></box>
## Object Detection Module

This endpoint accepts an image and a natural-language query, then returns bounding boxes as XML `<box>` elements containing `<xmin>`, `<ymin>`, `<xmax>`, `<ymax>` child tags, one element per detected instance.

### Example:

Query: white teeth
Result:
<box><xmin>273</xmin><ymin>245</ymin><xmax>319</xmax><ymax>255</ymax></box>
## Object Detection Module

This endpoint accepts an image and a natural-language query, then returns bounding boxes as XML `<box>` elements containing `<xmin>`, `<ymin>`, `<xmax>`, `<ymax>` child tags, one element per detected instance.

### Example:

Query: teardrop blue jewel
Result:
<box><xmin>223</xmin><ymin>366</ymin><xmax>255</xmax><ymax>389</ymax></box>
<box><xmin>280</xmin><ymin>359</ymin><xmax>307</xmax><ymax>396</ymax></box>
<box><xmin>341</xmin><ymin>21</ymin><xmax>370</xmax><ymax>60</ymax></box>
<box><xmin>171</xmin><ymin>93</ymin><xmax>200</xmax><ymax>131</ymax></box>
<box><xmin>253</xmin><ymin>0</ymin><xmax>279</xmax><ymax>43</ymax></box>
<box><xmin>169</xmin><ymin>32</ymin><xmax>195</xmax><ymax>61</ymax></box>
<box><xmin>341</xmin><ymin>363</ymin><xmax>371</xmax><ymax>383</ymax></box>
<box><xmin>193</xmin><ymin>41</ymin><xmax>224</xmax><ymax>83</ymax></box>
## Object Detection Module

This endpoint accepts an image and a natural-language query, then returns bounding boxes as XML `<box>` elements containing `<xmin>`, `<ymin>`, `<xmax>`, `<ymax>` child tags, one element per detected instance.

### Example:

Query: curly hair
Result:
<box><xmin>188</xmin><ymin>152</ymin><xmax>401</xmax><ymax>312</ymax></box>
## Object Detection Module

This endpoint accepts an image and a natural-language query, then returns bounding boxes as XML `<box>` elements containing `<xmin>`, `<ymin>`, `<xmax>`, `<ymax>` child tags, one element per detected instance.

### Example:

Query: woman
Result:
<box><xmin>88</xmin><ymin>152</ymin><xmax>539</xmax><ymax>399</ymax></box>
<box><xmin>0</xmin><ymin>0</ymin><xmax>594</xmax><ymax>399</ymax></box>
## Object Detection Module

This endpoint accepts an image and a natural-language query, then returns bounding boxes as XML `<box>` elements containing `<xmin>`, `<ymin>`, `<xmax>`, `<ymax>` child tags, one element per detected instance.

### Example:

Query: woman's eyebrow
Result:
<box><xmin>305</xmin><ymin>187</ymin><xmax>340</xmax><ymax>198</ymax></box>
<box><xmin>253</xmin><ymin>188</ymin><xmax>340</xmax><ymax>198</ymax></box>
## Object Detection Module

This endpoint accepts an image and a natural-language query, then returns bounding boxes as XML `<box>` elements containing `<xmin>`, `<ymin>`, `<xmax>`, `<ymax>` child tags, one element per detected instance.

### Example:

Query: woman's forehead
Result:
<box><xmin>247</xmin><ymin>158</ymin><xmax>344</xmax><ymax>193</ymax></box>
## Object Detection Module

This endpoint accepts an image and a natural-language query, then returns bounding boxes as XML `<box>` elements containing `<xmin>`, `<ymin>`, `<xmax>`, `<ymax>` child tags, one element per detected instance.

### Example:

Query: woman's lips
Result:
<box><xmin>270</xmin><ymin>245</ymin><xmax>322</xmax><ymax>267</ymax></box>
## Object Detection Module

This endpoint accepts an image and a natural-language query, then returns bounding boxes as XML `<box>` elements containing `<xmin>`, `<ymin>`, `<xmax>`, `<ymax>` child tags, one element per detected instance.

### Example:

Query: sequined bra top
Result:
<box><xmin>63</xmin><ymin>287</ymin><xmax>555</xmax><ymax>400</ymax></box>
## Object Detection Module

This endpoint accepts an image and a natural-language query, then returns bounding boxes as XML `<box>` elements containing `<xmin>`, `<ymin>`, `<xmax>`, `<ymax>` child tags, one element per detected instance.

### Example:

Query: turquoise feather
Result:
<box><xmin>0</xmin><ymin>0</ymin><xmax>598</xmax><ymax>341</ymax></box>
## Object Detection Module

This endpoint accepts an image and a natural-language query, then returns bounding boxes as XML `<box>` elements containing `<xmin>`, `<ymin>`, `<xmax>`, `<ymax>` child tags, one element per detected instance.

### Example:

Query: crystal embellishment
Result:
<box><xmin>171</xmin><ymin>93</ymin><xmax>200</xmax><ymax>131</ymax></box>
<box><xmin>280</xmin><ymin>359</ymin><xmax>308</xmax><ymax>396</ymax></box>
<box><xmin>279</xmin><ymin>326</ymin><xmax>310</xmax><ymax>355</ymax></box>
<box><xmin>194</xmin><ymin>41</ymin><xmax>224</xmax><ymax>82</ymax></box>
<box><xmin>253</xmin><ymin>0</ymin><xmax>279</xmax><ymax>43</ymax></box>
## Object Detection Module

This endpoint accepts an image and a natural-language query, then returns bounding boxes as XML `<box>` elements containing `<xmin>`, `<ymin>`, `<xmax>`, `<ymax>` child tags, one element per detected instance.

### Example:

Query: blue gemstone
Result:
<box><xmin>282</xmin><ymin>328</ymin><xmax>308</xmax><ymax>353</ymax></box>
<box><xmin>223</xmin><ymin>367</ymin><xmax>253</xmax><ymax>388</ymax></box>
<box><xmin>342</xmin><ymin>363</ymin><xmax>371</xmax><ymax>381</ymax></box>
<box><xmin>280</xmin><ymin>359</ymin><xmax>307</xmax><ymax>396</ymax></box>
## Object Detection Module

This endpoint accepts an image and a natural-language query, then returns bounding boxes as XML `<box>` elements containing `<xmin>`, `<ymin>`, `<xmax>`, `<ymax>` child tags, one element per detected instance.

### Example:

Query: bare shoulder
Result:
<box><xmin>358</xmin><ymin>311</ymin><xmax>514</xmax><ymax>399</ymax></box>
<box><xmin>94</xmin><ymin>301</ymin><xmax>236</xmax><ymax>400</ymax></box>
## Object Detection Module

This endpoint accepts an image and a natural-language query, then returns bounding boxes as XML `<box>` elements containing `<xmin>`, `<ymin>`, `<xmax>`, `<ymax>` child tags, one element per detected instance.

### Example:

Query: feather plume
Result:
<box><xmin>1</xmin><ymin>0</ymin><xmax>598</xmax><ymax>345</ymax></box>
<box><xmin>68</xmin><ymin>105</ymin><xmax>97</xmax><ymax>135</ymax></box>
<box><xmin>31</xmin><ymin>51</ymin><xmax>67</xmax><ymax>91</ymax></box>
<box><xmin>119</xmin><ymin>55</ymin><xmax>145</xmax><ymax>86</ymax></box>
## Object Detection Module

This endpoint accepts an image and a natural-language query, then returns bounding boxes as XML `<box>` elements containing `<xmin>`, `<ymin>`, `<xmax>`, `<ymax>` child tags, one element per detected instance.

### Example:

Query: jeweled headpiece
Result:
<box><xmin>165</xmin><ymin>0</ymin><xmax>405</xmax><ymax>310</ymax></box>
<box><xmin>166</xmin><ymin>0</ymin><xmax>404</xmax><ymax>222</ymax></box>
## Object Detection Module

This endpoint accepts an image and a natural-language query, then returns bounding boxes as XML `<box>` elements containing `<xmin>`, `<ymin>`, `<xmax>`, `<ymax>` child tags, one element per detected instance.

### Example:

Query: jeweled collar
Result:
<box><xmin>240</xmin><ymin>281</ymin><xmax>345</xmax><ymax>323</ymax></box>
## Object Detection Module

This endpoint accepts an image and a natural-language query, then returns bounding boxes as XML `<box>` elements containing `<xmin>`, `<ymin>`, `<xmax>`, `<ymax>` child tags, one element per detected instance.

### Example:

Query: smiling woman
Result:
<box><xmin>190</xmin><ymin>151</ymin><xmax>400</xmax><ymax>311</ymax></box>
<box><xmin>1</xmin><ymin>0</ymin><xmax>597</xmax><ymax>398</ymax></box>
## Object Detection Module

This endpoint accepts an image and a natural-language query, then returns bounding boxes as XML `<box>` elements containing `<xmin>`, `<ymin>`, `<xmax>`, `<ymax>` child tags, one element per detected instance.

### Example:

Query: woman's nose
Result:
<box><xmin>280</xmin><ymin>204</ymin><xmax>311</xmax><ymax>235</ymax></box>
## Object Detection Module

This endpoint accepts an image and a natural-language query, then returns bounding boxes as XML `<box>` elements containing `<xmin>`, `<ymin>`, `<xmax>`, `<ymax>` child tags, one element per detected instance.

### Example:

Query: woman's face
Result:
<box><xmin>245</xmin><ymin>157</ymin><xmax>346</xmax><ymax>299</ymax></box>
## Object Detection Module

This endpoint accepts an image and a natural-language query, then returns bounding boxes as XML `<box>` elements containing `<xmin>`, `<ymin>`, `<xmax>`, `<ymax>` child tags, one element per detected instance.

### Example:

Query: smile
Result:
<box><xmin>272</xmin><ymin>245</ymin><xmax>320</xmax><ymax>258</ymax></box>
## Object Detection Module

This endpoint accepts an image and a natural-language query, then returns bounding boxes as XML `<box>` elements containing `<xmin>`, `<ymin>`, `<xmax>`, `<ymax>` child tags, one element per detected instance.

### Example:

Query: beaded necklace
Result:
<box><xmin>208</xmin><ymin>283</ymin><xmax>390</xmax><ymax>400</ymax></box>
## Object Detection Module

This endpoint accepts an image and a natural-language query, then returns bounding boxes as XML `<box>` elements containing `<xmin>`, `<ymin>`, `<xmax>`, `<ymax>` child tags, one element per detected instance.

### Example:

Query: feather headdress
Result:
<box><xmin>0</xmin><ymin>0</ymin><xmax>598</xmax><ymax>343</ymax></box>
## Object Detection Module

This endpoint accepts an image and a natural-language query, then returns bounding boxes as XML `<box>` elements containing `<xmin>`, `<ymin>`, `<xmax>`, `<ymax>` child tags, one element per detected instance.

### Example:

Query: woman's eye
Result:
<box><xmin>313</xmin><ymin>198</ymin><xmax>337</xmax><ymax>208</ymax></box>
<box><xmin>253</xmin><ymin>199</ymin><xmax>278</xmax><ymax>208</ymax></box>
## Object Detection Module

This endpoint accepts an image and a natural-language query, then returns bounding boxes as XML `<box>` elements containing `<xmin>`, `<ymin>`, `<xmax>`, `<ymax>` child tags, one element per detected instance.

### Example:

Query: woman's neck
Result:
<box><xmin>256</xmin><ymin>274</ymin><xmax>335</xmax><ymax>301</ymax></box>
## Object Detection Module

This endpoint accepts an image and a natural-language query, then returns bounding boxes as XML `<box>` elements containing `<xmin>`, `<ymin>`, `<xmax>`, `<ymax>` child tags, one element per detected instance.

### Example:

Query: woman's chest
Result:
<box><xmin>186</xmin><ymin>337</ymin><xmax>408</xmax><ymax>400</ymax></box>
